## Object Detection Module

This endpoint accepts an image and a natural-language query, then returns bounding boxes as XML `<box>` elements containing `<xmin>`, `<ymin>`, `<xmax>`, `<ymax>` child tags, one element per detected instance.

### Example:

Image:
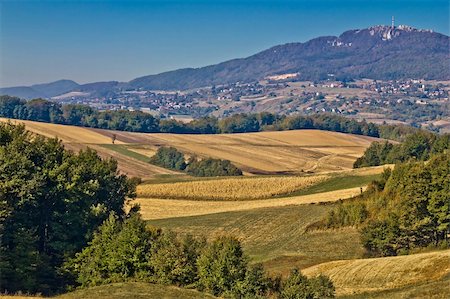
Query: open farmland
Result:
<box><xmin>0</xmin><ymin>118</ymin><xmax>178</xmax><ymax>179</ymax></box>
<box><xmin>302</xmin><ymin>249</ymin><xmax>450</xmax><ymax>296</ymax></box>
<box><xmin>98</xmin><ymin>129</ymin><xmax>378</xmax><ymax>174</ymax></box>
<box><xmin>135</xmin><ymin>187</ymin><xmax>365</xmax><ymax>220</ymax></box>
<box><xmin>0</xmin><ymin>118</ymin><xmax>380</xmax><ymax>177</ymax></box>
<box><xmin>137</xmin><ymin>175</ymin><xmax>328</xmax><ymax>200</ymax></box>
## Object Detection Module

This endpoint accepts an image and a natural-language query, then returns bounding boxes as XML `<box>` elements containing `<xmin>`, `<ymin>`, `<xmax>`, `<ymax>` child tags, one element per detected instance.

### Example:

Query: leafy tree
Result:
<box><xmin>219</xmin><ymin>113</ymin><xmax>260</xmax><ymax>133</ymax></box>
<box><xmin>354</xmin><ymin>132</ymin><xmax>448</xmax><ymax>168</ymax></box>
<box><xmin>233</xmin><ymin>264</ymin><xmax>274</xmax><ymax>298</ymax></box>
<box><xmin>0</xmin><ymin>95</ymin><xmax>25</xmax><ymax>118</ymax></box>
<box><xmin>187</xmin><ymin>117</ymin><xmax>219</xmax><ymax>134</ymax></box>
<box><xmin>149</xmin><ymin>232</ymin><xmax>205</xmax><ymax>286</ymax></box>
<box><xmin>197</xmin><ymin>236</ymin><xmax>248</xmax><ymax>296</ymax></box>
<box><xmin>280</xmin><ymin>268</ymin><xmax>334</xmax><ymax>299</ymax></box>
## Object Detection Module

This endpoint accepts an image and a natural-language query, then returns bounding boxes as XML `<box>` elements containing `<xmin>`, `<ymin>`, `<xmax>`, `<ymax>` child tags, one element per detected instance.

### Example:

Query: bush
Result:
<box><xmin>196</xmin><ymin>236</ymin><xmax>248</xmax><ymax>296</ymax></box>
<box><xmin>149</xmin><ymin>147</ymin><xmax>243</xmax><ymax>177</ymax></box>
<box><xmin>186</xmin><ymin>157</ymin><xmax>243</xmax><ymax>177</ymax></box>
<box><xmin>280</xmin><ymin>269</ymin><xmax>334</xmax><ymax>299</ymax></box>
<box><xmin>330</xmin><ymin>152</ymin><xmax>450</xmax><ymax>257</ymax></box>
<box><xmin>149</xmin><ymin>232</ymin><xmax>205</xmax><ymax>286</ymax></box>
<box><xmin>149</xmin><ymin>147</ymin><xmax>186</xmax><ymax>170</ymax></box>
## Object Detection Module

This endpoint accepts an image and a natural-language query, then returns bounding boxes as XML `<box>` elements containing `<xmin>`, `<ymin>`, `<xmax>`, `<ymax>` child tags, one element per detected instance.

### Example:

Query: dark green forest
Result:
<box><xmin>354</xmin><ymin>132</ymin><xmax>450</xmax><ymax>167</ymax></box>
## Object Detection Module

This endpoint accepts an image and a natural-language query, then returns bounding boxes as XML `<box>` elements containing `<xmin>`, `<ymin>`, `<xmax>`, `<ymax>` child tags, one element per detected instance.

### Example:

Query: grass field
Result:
<box><xmin>303</xmin><ymin>249</ymin><xmax>450</xmax><ymax>296</ymax></box>
<box><xmin>5</xmin><ymin>118</ymin><xmax>439</xmax><ymax>298</ymax></box>
<box><xmin>148</xmin><ymin>204</ymin><xmax>365</xmax><ymax>271</ymax></box>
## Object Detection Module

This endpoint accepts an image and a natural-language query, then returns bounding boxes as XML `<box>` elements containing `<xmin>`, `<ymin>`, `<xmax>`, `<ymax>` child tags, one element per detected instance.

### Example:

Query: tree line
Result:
<box><xmin>354</xmin><ymin>132</ymin><xmax>450</xmax><ymax>168</ymax></box>
<box><xmin>149</xmin><ymin>147</ymin><xmax>243</xmax><ymax>177</ymax></box>
<box><xmin>0</xmin><ymin>95</ymin><xmax>400</xmax><ymax>138</ymax></box>
<box><xmin>67</xmin><ymin>212</ymin><xmax>334</xmax><ymax>298</ymax></box>
<box><xmin>0</xmin><ymin>122</ymin><xmax>138</xmax><ymax>294</ymax></box>
<box><xmin>322</xmin><ymin>151</ymin><xmax>449</xmax><ymax>256</ymax></box>
<box><xmin>0</xmin><ymin>122</ymin><xmax>334</xmax><ymax>298</ymax></box>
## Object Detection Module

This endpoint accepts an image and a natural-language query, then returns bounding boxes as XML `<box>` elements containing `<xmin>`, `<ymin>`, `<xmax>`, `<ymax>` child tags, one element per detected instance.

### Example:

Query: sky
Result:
<box><xmin>0</xmin><ymin>0</ymin><xmax>448</xmax><ymax>87</ymax></box>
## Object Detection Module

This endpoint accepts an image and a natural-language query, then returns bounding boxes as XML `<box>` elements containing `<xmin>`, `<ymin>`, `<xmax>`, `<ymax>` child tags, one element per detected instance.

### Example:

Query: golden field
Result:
<box><xmin>133</xmin><ymin>186</ymin><xmax>364</xmax><ymax>220</ymax></box>
<box><xmin>137</xmin><ymin>175</ymin><xmax>328</xmax><ymax>200</ymax></box>
<box><xmin>105</xmin><ymin>129</ymin><xmax>379</xmax><ymax>174</ymax></box>
<box><xmin>0</xmin><ymin>118</ymin><xmax>381</xmax><ymax>177</ymax></box>
<box><xmin>303</xmin><ymin>249</ymin><xmax>450</xmax><ymax>296</ymax></box>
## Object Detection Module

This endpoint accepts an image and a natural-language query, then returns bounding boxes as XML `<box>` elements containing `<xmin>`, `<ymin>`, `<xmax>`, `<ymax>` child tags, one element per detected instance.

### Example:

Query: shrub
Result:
<box><xmin>186</xmin><ymin>157</ymin><xmax>243</xmax><ymax>177</ymax></box>
<box><xmin>280</xmin><ymin>269</ymin><xmax>334</xmax><ymax>299</ymax></box>
<box><xmin>149</xmin><ymin>232</ymin><xmax>205</xmax><ymax>286</ymax></box>
<box><xmin>196</xmin><ymin>236</ymin><xmax>248</xmax><ymax>296</ymax></box>
<box><xmin>149</xmin><ymin>147</ymin><xmax>186</xmax><ymax>170</ymax></box>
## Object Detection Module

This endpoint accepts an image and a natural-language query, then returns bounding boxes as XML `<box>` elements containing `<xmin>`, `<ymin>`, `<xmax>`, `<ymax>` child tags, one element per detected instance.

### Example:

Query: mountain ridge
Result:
<box><xmin>1</xmin><ymin>25</ymin><xmax>449</xmax><ymax>98</ymax></box>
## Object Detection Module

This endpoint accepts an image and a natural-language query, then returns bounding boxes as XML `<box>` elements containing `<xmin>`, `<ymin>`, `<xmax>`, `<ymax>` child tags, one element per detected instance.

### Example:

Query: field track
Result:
<box><xmin>303</xmin><ymin>249</ymin><xmax>450</xmax><ymax>296</ymax></box>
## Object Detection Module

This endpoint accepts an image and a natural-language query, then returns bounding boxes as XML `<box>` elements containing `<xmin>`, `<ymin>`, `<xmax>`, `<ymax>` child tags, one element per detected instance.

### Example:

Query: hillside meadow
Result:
<box><xmin>147</xmin><ymin>204</ymin><xmax>366</xmax><ymax>269</ymax></box>
<box><xmin>303</xmin><ymin>249</ymin><xmax>450</xmax><ymax>296</ymax></box>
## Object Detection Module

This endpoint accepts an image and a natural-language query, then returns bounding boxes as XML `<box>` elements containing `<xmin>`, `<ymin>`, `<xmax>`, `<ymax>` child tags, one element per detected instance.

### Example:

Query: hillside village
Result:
<box><xmin>47</xmin><ymin>78</ymin><xmax>449</xmax><ymax>132</ymax></box>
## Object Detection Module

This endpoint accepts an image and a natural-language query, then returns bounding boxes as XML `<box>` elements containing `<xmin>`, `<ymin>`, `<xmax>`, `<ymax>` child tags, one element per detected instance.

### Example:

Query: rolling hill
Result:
<box><xmin>0</xmin><ymin>118</ymin><xmax>380</xmax><ymax>177</ymax></box>
<box><xmin>0</xmin><ymin>80</ymin><xmax>79</xmax><ymax>99</ymax></box>
<box><xmin>303</xmin><ymin>249</ymin><xmax>450</xmax><ymax>296</ymax></box>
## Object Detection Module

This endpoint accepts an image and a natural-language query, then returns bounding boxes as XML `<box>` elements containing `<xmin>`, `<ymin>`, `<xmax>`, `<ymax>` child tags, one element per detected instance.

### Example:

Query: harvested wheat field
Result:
<box><xmin>92</xmin><ymin>128</ymin><xmax>380</xmax><ymax>174</ymax></box>
<box><xmin>303</xmin><ymin>249</ymin><xmax>450</xmax><ymax>296</ymax></box>
<box><xmin>133</xmin><ymin>186</ymin><xmax>363</xmax><ymax>220</ymax></box>
<box><xmin>0</xmin><ymin>118</ymin><xmax>117</xmax><ymax>144</ymax></box>
<box><xmin>137</xmin><ymin>175</ymin><xmax>328</xmax><ymax>200</ymax></box>
<box><xmin>1</xmin><ymin>118</ymin><xmax>381</xmax><ymax>176</ymax></box>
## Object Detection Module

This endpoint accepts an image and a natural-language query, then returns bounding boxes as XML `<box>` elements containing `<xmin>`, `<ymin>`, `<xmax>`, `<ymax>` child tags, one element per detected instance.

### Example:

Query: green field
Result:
<box><xmin>99</xmin><ymin>144</ymin><xmax>151</xmax><ymax>163</ymax></box>
<box><xmin>148</xmin><ymin>203</ymin><xmax>365</xmax><ymax>274</ymax></box>
<box><xmin>286</xmin><ymin>174</ymin><xmax>380</xmax><ymax>197</ymax></box>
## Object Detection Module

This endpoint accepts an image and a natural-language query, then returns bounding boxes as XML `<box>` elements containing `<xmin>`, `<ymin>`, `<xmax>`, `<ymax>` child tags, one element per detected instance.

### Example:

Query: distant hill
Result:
<box><xmin>0</xmin><ymin>79</ymin><xmax>79</xmax><ymax>99</ymax></box>
<box><xmin>129</xmin><ymin>25</ymin><xmax>449</xmax><ymax>90</ymax></box>
<box><xmin>1</xmin><ymin>25</ymin><xmax>449</xmax><ymax>96</ymax></box>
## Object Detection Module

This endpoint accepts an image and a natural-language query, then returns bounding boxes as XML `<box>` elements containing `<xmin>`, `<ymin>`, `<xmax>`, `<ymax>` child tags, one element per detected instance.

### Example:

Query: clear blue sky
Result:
<box><xmin>0</xmin><ymin>0</ymin><xmax>448</xmax><ymax>87</ymax></box>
